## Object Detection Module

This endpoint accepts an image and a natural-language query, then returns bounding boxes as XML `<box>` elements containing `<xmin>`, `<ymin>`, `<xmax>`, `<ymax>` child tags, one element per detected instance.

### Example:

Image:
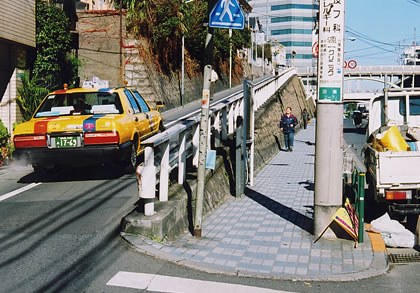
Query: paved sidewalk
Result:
<box><xmin>122</xmin><ymin>121</ymin><xmax>388</xmax><ymax>281</ymax></box>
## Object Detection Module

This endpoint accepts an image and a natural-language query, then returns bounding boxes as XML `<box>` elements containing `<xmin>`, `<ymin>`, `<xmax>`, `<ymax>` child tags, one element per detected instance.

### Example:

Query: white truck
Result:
<box><xmin>364</xmin><ymin>89</ymin><xmax>420</xmax><ymax>217</ymax></box>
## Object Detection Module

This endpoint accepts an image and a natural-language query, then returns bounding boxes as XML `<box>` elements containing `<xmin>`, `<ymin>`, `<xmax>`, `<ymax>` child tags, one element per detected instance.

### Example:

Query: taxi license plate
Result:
<box><xmin>55</xmin><ymin>136</ymin><xmax>79</xmax><ymax>148</ymax></box>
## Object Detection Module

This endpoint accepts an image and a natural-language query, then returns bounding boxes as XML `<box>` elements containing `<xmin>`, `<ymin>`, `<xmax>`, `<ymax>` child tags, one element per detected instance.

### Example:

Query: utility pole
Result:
<box><xmin>194</xmin><ymin>0</ymin><xmax>216</xmax><ymax>238</ymax></box>
<box><xmin>314</xmin><ymin>0</ymin><xmax>345</xmax><ymax>239</ymax></box>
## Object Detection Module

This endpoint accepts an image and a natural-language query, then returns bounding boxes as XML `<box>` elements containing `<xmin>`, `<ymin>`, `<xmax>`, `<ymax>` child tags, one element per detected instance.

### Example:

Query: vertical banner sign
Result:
<box><xmin>317</xmin><ymin>0</ymin><xmax>345</xmax><ymax>102</ymax></box>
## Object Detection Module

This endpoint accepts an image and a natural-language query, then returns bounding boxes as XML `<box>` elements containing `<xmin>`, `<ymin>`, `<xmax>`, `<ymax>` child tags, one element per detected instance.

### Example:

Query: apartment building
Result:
<box><xmin>0</xmin><ymin>0</ymin><xmax>36</xmax><ymax>133</ymax></box>
<box><xmin>248</xmin><ymin>0</ymin><xmax>318</xmax><ymax>70</ymax></box>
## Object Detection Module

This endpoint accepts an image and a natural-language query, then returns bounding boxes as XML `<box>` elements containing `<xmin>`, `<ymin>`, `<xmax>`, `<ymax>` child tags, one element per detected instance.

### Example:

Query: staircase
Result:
<box><xmin>124</xmin><ymin>39</ymin><xmax>157</xmax><ymax>106</ymax></box>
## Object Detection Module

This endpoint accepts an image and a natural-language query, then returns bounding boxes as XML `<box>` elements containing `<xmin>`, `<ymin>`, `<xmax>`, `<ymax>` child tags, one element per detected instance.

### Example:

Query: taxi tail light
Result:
<box><xmin>385</xmin><ymin>190</ymin><xmax>412</xmax><ymax>200</ymax></box>
<box><xmin>84</xmin><ymin>132</ymin><xmax>119</xmax><ymax>145</ymax></box>
<box><xmin>14</xmin><ymin>135</ymin><xmax>47</xmax><ymax>148</ymax></box>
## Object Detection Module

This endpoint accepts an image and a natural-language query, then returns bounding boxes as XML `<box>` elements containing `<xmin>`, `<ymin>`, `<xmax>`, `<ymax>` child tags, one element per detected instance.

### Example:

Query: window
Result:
<box><xmin>35</xmin><ymin>92</ymin><xmax>123</xmax><ymax>117</ymax></box>
<box><xmin>124</xmin><ymin>90</ymin><xmax>141</xmax><ymax>114</ymax></box>
<box><xmin>271</xmin><ymin>29</ymin><xmax>313</xmax><ymax>35</ymax></box>
<box><xmin>271</xmin><ymin>4</ymin><xmax>319</xmax><ymax>11</ymax></box>
<box><xmin>132</xmin><ymin>91</ymin><xmax>150</xmax><ymax>113</ymax></box>
<box><xmin>280</xmin><ymin>41</ymin><xmax>312</xmax><ymax>47</ymax></box>
<box><xmin>271</xmin><ymin>16</ymin><xmax>315</xmax><ymax>23</ymax></box>
<box><xmin>286</xmin><ymin>53</ymin><xmax>314</xmax><ymax>59</ymax></box>
<box><xmin>400</xmin><ymin>96</ymin><xmax>420</xmax><ymax>116</ymax></box>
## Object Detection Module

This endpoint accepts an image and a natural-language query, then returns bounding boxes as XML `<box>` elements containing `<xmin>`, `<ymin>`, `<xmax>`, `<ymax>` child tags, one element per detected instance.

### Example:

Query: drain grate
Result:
<box><xmin>388</xmin><ymin>253</ymin><xmax>420</xmax><ymax>264</ymax></box>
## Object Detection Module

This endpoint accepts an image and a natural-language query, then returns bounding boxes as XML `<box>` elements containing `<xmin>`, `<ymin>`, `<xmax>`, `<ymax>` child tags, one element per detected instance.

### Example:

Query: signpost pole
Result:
<box><xmin>314</xmin><ymin>0</ymin><xmax>345</xmax><ymax>239</ymax></box>
<box><xmin>194</xmin><ymin>0</ymin><xmax>217</xmax><ymax>238</ymax></box>
<box><xmin>195</xmin><ymin>0</ymin><xmax>245</xmax><ymax>237</ymax></box>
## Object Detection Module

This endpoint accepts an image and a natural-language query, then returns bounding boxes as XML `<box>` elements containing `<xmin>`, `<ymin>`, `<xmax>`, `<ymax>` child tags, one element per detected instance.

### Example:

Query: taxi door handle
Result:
<box><xmin>134</xmin><ymin>117</ymin><xmax>138</xmax><ymax>122</ymax></box>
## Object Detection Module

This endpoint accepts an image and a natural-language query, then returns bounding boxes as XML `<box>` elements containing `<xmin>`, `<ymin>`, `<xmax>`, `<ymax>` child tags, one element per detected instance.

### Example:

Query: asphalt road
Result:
<box><xmin>0</xmin><ymin>116</ymin><xmax>419</xmax><ymax>292</ymax></box>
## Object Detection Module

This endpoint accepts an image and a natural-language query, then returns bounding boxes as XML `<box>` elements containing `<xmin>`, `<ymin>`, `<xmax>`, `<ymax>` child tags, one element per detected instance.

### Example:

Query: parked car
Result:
<box><xmin>13</xmin><ymin>84</ymin><xmax>164</xmax><ymax>173</ymax></box>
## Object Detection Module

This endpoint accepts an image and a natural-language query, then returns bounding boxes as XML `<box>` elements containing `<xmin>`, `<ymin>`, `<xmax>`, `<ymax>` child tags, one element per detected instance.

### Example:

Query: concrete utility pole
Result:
<box><xmin>194</xmin><ymin>0</ymin><xmax>216</xmax><ymax>238</ymax></box>
<box><xmin>314</xmin><ymin>0</ymin><xmax>345</xmax><ymax>238</ymax></box>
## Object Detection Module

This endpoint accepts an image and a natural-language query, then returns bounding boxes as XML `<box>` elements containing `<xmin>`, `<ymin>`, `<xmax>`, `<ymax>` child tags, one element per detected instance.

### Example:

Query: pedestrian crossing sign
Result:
<box><xmin>209</xmin><ymin>0</ymin><xmax>244</xmax><ymax>29</ymax></box>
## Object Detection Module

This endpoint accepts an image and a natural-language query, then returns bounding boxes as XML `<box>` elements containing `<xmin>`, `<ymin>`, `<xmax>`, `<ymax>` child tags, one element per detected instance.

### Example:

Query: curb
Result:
<box><xmin>120</xmin><ymin>232</ymin><xmax>389</xmax><ymax>282</ymax></box>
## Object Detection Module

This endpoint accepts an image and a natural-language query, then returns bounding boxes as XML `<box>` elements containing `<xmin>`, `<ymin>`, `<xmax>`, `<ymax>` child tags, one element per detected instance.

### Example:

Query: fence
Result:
<box><xmin>139</xmin><ymin>68</ymin><xmax>296</xmax><ymax>215</ymax></box>
<box><xmin>344</xmin><ymin>165</ymin><xmax>365</xmax><ymax>243</ymax></box>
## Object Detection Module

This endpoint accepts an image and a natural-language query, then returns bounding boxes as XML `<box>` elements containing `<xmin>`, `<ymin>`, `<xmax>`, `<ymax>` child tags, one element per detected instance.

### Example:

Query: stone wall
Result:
<box><xmin>121</xmin><ymin>75</ymin><xmax>315</xmax><ymax>241</ymax></box>
<box><xmin>253</xmin><ymin>75</ymin><xmax>315</xmax><ymax>172</ymax></box>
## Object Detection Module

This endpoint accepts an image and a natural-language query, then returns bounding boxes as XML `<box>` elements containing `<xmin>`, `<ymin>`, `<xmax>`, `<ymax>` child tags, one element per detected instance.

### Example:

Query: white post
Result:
<box><xmin>178</xmin><ymin>130</ymin><xmax>187</xmax><ymax>184</ymax></box>
<box><xmin>192</xmin><ymin>124</ymin><xmax>199</xmax><ymax>167</ymax></box>
<box><xmin>228</xmin><ymin>104</ymin><xmax>234</xmax><ymax>134</ymax></box>
<box><xmin>138</xmin><ymin>146</ymin><xmax>156</xmax><ymax>216</ymax></box>
<box><xmin>214</xmin><ymin>111</ymin><xmax>221</xmax><ymax>147</ymax></box>
<box><xmin>221</xmin><ymin>108</ymin><xmax>228</xmax><ymax>140</ymax></box>
<box><xmin>159</xmin><ymin>141</ymin><xmax>170</xmax><ymax>201</ymax></box>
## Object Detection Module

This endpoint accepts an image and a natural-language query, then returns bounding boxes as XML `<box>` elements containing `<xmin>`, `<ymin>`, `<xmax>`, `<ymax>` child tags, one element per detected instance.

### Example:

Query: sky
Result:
<box><xmin>345</xmin><ymin>0</ymin><xmax>420</xmax><ymax>66</ymax></box>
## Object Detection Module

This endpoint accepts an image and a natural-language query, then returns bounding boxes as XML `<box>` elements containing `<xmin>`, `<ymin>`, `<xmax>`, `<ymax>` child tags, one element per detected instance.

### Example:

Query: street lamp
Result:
<box><xmin>181</xmin><ymin>0</ymin><xmax>195</xmax><ymax>107</ymax></box>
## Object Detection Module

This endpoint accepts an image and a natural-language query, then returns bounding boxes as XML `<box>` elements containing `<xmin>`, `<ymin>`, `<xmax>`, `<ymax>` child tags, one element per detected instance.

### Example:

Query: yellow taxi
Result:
<box><xmin>13</xmin><ymin>82</ymin><xmax>164</xmax><ymax>173</ymax></box>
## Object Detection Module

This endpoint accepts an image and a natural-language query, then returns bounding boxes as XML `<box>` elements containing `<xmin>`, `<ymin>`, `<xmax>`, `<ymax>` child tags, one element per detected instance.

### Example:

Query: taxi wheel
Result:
<box><xmin>126</xmin><ymin>140</ymin><xmax>138</xmax><ymax>173</ymax></box>
<box><xmin>32</xmin><ymin>164</ymin><xmax>55</xmax><ymax>177</ymax></box>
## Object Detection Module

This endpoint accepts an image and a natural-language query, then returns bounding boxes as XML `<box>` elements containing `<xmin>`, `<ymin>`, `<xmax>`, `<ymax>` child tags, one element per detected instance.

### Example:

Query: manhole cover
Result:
<box><xmin>388</xmin><ymin>253</ymin><xmax>420</xmax><ymax>264</ymax></box>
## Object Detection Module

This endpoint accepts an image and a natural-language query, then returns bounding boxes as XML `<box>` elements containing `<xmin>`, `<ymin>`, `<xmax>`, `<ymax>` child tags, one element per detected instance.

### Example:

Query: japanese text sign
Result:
<box><xmin>317</xmin><ymin>0</ymin><xmax>345</xmax><ymax>103</ymax></box>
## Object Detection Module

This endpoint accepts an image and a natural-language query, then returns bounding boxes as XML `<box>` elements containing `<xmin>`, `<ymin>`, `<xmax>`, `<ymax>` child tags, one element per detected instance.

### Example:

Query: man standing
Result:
<box><xmin>280</xmin><ymin>107</ymin><xmax>298</xmax><ymax>151</ymax></box>
<box><xmin>302</xmin><ymin>108</ymin><xmax>309</xmax><ymax>129</ymax></box>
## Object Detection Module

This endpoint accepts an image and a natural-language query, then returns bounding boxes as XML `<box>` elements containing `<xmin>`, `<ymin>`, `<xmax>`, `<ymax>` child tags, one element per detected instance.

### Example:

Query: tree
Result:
<box><xmin>16</xmin><ymin>72</ymin><xmax>49</xmax><ymax>121</ymax></box>
<box><xmin>111</xmin><ymin>0</ymin><xmax>251</xmax><ymax>73</ymax></box>
<box><xmin>33</xmin><ymin>0</ymin><xmax>78</xmax><ymax>89</ymax></box>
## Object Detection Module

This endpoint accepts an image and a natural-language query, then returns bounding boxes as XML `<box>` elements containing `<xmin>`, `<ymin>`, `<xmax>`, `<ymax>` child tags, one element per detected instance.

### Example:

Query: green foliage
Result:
<box><xmin>0</xmin><ymin>120</ymin><xmax>9</xmax><ymax>148</ymax></box>
<box><xmin>113</xmin><ymin>0</ymin><xmax>251</xmax><ymax>73</ymax></box>
<box><xmin>34</xmin><ymin>0</ymin><xmax>78</xmax><ymax>89</ymax></box>
<box><xmin>0</xmin><ymin>120</ymin><xmax>12</xmax><ymax>165</ymax></box>
<box><xmin>17</xmin><ymin>71</ymin><xmax>49</xmax><ymax>121</ymax></box>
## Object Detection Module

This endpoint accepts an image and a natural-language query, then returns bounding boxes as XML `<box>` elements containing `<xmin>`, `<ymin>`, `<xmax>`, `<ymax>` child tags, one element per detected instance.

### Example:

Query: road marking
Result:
<box><xmin>0</xmin><ymin>183</ymin><xmax>42</xmax><ymax>202</ymax></box>
<box><xmin>107</xmin><ymin>271</ymin><xmax>295</xmax><ymax>293</ymax></box>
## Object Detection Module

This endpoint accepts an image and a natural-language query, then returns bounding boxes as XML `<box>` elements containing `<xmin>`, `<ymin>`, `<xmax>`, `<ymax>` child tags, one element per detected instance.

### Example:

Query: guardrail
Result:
<box><xmin>138</xmin><ymin>68</ymin><xmax>296</xmax><ymax>215</ymax></box>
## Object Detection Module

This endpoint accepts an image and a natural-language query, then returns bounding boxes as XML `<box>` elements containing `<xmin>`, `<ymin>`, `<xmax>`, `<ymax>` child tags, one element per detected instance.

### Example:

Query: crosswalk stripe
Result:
<box><xmin>107</xmin><ymin>271</ymin><xmax>295</xmax><ymax>293</ymax></box>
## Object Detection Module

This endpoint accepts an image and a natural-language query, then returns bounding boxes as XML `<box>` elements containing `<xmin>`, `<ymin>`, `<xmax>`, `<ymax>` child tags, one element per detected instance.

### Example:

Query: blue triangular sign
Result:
<box><xmin>209</xmin><ymin>0</ymin><xmax>244</xmax><ymax>29</ymax></box>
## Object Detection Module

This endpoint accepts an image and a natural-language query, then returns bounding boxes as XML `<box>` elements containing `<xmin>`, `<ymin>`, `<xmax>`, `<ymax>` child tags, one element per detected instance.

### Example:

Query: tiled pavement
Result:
<box><xmin>122</xmin><ymin>120</ymin><xmax>388</xmax><ymax>281</ymax></box>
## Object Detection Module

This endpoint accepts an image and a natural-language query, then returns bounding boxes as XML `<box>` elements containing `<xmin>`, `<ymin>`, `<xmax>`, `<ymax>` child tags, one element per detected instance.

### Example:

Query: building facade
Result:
<box><xmin>248</xmin><ymin>0</ymin><xmax>318</xmax><ymax>70</ymax></box>
<box><xmin>0</xmin><ymin>0</ymin><xmax>36</xmax><ymax>133</ymax></box>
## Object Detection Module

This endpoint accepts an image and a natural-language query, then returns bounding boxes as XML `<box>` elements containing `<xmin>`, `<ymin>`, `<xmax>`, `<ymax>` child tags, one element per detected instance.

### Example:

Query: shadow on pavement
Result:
<box><xmin>245</xmin><ymin>187</ymin><xmax>313</xmax><ymax>234</ymax></box>
<box><xmin>17</xmin><ymin>164</ymin><xmax>130</xmax><ymax>184</ymax></box>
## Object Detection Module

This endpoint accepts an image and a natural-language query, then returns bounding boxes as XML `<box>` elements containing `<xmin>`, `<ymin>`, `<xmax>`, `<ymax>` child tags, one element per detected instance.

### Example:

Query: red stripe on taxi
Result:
<box><xmin>34</xmin><ymin>117</ymin><xmax>59</xmax><ymax>133</ymax></box>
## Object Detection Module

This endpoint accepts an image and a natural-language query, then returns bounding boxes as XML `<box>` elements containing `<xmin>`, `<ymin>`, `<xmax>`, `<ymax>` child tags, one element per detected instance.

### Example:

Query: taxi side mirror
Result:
<box><xmin>156</xmin><ymin>101</ymin><xmax>164</xmax><ymax>111</ymax></box>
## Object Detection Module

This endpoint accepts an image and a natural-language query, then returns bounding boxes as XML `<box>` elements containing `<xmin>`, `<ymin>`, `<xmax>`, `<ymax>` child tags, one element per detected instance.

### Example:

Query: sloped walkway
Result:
<box><xmin>122</xmin><ymin>120</ymin><xmax>388</xmax><ymax>281</ymax></box>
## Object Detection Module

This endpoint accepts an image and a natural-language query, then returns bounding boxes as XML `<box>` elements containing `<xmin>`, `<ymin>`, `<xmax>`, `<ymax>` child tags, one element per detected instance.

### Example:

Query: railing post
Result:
<box><xmin>159</xmin><ymin>141</ymin><xmax>170</xmax><ymax>202</ymax></box>
<box><xmin>214</xmin><ymin>111</ymin><xmax>221</xmax><ymax>147</ymax></box>
<box><xmin>192</xmin><ymin>124</ymin><xmax>199</xmax><ymax>167</ymax></box>
<box><xmin>221</xmin><ymin>108</ymin><xmax>227</xmax><ymax>141</ymax></box>
<box><xmin>358</xmin><ymin>172</ymin><xmax>365</xmax><ymax>243</ymax></box>
<box><xmin>138</xmin><ymin>145</ymin><xmax>156</xmax><ymax>216</ymax></box>
<box><xmin>228</xmin><ymin>104</ymin><xmax>234</xmax><ymax>134</ymax></box>
<box><xmin>178</xmin><ymin>130</ymin><xmax>186</xmax><ymax>184</ymax></box>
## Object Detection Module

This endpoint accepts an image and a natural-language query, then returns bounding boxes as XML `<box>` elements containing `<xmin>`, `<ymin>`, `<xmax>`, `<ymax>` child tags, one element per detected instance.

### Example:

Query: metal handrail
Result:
<box><xmin>138</xmin><ymin>68</ymin><xmax>296</xmax><ymax>214</ymax></box>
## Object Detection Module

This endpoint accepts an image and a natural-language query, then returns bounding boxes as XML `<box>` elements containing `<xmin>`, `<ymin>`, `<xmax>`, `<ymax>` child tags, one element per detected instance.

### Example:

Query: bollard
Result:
<box><xmin>136</xmin><ymin>165</ymin><xmax>156</xmax><ymax>216</ymax></box>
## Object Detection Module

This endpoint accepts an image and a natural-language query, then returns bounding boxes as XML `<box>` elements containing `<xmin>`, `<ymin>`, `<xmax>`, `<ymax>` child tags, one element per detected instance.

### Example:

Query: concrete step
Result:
<box><xmin>125</xmin><ymin>71</ymin><xmax>148</xmax><ymax>80</ymax></box>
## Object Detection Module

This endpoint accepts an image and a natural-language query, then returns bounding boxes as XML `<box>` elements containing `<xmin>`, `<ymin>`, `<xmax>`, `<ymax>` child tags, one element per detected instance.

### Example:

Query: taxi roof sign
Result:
<box><xmin>209</xmin><ymin>0</ymin><xmax>244</xmax><ymax>29</ymax></box>
<box><xmin>82</xmin><ymin>77</ymin><xmax>109</xmax><ymax>89</ymax></box>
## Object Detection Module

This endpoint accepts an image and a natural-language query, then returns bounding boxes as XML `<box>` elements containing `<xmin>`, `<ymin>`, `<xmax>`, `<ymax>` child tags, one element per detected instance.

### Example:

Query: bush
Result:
<box><xmin>0</xmin><ymin>120</ymin><xmax>11</xmax><ymax>166</ymax></box>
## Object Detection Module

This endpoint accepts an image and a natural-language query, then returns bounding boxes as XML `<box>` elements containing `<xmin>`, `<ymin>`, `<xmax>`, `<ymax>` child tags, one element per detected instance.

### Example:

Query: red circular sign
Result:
<box><xmin>312</xmin><ymin>41</ymin><xmax>319</xmax><ymax>58</ymax></box>
<box><xmin>348</xmin><ymin>59</ymin><xmax>357</xmax><ymax>69</ymax></box>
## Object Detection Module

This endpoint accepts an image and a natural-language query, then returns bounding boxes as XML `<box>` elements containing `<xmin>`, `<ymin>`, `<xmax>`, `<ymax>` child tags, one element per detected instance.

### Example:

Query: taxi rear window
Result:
<box><xmin>35</xmin><ymin>92</ymin><xmax>123</xmax><ymax>117</ymax></box>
